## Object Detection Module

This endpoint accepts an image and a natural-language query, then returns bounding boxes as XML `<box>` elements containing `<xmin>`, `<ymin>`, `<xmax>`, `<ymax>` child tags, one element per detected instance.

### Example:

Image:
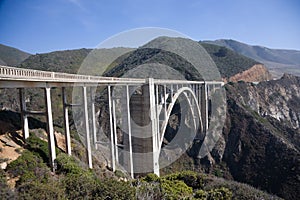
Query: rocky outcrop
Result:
<box><xmin>213</xmin><ymin>74</ymin><xmax>300</xmax><ymax>200</ymax></box>
<box><xmin>227</xmin><ymin>64</ymin><xmax>272</xmax><ymax>82</ymax></box>
<box><xmin>229</xmin><ymin>74</ymin><xmax>300</xmax><ymax>129</ymax></box>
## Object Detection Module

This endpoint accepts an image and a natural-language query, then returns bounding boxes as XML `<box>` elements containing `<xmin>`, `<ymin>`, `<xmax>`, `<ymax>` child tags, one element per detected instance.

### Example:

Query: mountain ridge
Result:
<box><xmin>0</xmin><ymin>44</ymin><xmax>31</xmax><ymax>66</ymax></box>
<box><xmin>202</xmin><ymin>39</ymin><xmax>300</xmax><ymax>78</ymax></box>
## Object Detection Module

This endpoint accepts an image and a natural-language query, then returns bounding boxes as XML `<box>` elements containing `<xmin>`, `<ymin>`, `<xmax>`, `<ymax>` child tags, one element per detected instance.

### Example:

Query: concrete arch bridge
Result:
<box><xmin>0</xmin><ymin>65</ymin><xmax>224</xmax><ymax>178</ymax></box>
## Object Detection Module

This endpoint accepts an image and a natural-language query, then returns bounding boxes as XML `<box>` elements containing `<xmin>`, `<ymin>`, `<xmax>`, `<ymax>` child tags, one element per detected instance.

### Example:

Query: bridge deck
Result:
<box><xmin>0</xmin><ymin>65</ymin><xmax>223</xmax><ymax>87</ymax></box>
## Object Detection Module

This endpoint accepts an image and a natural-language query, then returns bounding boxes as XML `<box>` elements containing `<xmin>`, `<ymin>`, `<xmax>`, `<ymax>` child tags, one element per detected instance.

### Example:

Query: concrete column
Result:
<box><xmin>126</xmin><ymin>85</ymin><xmax>134</xmax><ymax>178</ymax></box>
<box><xmin>149</xmin><ymin>78</ymin><xmax>160</xmax><ymax>176</ymax></box>
<box><xmin>44</xmin><ymin>86</ymin><xmax>56</xmax><ymax>172</ymax></box>
<box><xmin>108</xmin><ymin>85</ymin><xmax>116</xmax><ymax>171</ymax></box>
<box><xmin>163</xmin><ymin>84</ymin><xmax>167</xmax><ymax>120</ymax></box>
<box><xmin>201</xmin><ymin>83</ymin><xmax>208</xmax><ymax>132</ymax></box>
<box><xmin>62</xmin><ymin>87</ymin><xmax>71</xmax><ymax>155</ymax></box>
<box><xmin>82</xmin><ymin>86</ymin><xmax>92</xmax><ymax>169</ymax></box>
<box><xmin>19</xmin><ymin>88</ymin><xmax>29</xmax><ymax>140</ymax></box>
<box><xmin>170</xmin><ymin>84</ymin><xmax>174</xmax><ymax>103</ymax></box>
<box><xmin>112</xmin><ymin>97</ymin><xmax>118</xmax><ymax>163</ymax></box>
<box><xmin>90</xmin><ymin>88</ymin><xmax>97</xmax><ymax>150</ymax></box>
<box><xmin>155</xmin><ymin>84</ymin><xmax>159</xmax><ymax>141</ymax></box>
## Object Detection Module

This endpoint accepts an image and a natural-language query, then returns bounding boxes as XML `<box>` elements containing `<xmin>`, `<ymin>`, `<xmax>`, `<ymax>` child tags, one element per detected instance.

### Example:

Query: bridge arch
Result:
<box><xmin>158</xmin><ymin>87</ymin><xmax>203</xmax><ymax>153</ymax></box>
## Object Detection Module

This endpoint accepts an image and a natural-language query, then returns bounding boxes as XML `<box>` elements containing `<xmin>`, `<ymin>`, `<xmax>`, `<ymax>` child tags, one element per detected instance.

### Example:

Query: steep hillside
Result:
<box><xmin>4</xmin><ymin>38</ymin><xmax>269</xmax><ymax>82</ymax></box>
<box><xmin>213</xmin><ymin>75</ymin><xmax>300</xmax><ymax>200</ymax></box>
<box><xmin>104</xmin><ymin>37</ymin><xmax>270</xmax><ymax>81</ymax></box>
<box><xmin>104</xmin><ymin>47</ymin><xmax>204</xmax><ymax>80</ymax></box>
<box><xmin>203</xmin><ymin>39</ymin><xmax>300</xmax><ymax>78</ymax></box>
<box><xmin>18</xmin><ymin>48</ymin><xmax>91</xmax><ymax>74</ymax></box>
<box><xmin>0</xmin><ymin>44</ymin><xmax>31</xmax><ymax>66</ymax></box>
<box><xmin>18</xmin><ymin>47</ymin><xmax>135</xmax><ymax>76</ymax></box>
<box><xmin>0</xmin><ymin>110</ymin><xmax>282</xmax><ymax>199</ymax></box>
<box><xmin>200</xmin><ymin>43</ymin><xmax>271</xmax><ymax>81</ymax></box>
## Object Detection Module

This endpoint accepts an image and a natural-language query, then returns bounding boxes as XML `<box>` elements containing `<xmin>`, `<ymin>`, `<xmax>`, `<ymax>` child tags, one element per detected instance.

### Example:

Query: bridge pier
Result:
<box><xmin>19</xmin><ymin>88</ymin><xmax>29</xmax><ymax>140</ymax></box>
<box><xmin>90</xmin><ymin>88</ymin><xmax>98</xmax><ymax>150</ymax></box>
<box><xmin>62</xmin><ymin>87</ymin><xmax>72</xmax><ymax>155</ymax></box>
<box><xmin>18</xmin><ymin>87</ymin><xmax>57</xmax><ymax>171</ymax></box>
<box><xmin>82</xmin><ymin>86</ymin><xmax>93</xmax><ymax>169</ymax></box>
<box><xmin>107</xmin><ymin>85</ymin><xmax>116</xmax><ymax>172</ymax></box>
<box><xmin>125</xmin><ymin>85</ymin><xmax>134</xmax><ymax>178</ymax></box>
<box><xmin>201</xmin><ymin>83</ymin><xmax>208</xmax><ymax>133</ymax></box>
<box><xmin>149</xmin><ymin>79</ymin><xmax>160</xmax><ymax>176</ymax></box>
<box><xmin>44</xmin><ymin>86</ymin><xmax>57</xmax><ymax>171</ymax></box>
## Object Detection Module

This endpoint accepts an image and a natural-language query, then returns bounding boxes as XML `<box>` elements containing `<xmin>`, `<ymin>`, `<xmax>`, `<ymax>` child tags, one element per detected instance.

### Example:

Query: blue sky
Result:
<box><xmin>0</xmin><ymin>0</ymin><xmax>299</xmax><ymax>53</ymax></box>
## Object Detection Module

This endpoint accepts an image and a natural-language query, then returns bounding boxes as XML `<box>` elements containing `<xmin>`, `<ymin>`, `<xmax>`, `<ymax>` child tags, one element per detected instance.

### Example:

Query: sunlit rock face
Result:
<box><xmin>230</xmin><ymin>74</ymin><xmax>300</xmax><ymax>129</ymax></box>
<box><xmin>227</xmin><ymin>64</ymin><xmax>272</xmax><ymax>83</ymax></box>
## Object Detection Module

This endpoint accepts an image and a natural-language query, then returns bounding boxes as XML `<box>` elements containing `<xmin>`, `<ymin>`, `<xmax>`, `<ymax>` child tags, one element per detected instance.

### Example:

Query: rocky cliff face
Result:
<box><xmin>227</xmin><ymin>64</ymin><xmax>272</xmax><ymax>83</ymax></box>
<box><xmin>229</xmin><ymin>74</ymin><xmax>300</xmax><ymax>128</ymax></box>
<box><xmin>210</xmin><ymin>74</ymin><xmax>300</xmax><ymax>200</ymax></box>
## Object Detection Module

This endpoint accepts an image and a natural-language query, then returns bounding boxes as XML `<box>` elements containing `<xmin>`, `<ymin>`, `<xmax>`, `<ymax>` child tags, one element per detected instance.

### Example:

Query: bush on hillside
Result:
<box><xmin>6</xmin><ymin>150</ymin><xmax>50</xmax><ymax>185</ymax></box>
<box><xmin>0</xmin><ymin>168</ymin><xmax>14</xmax><ymax>199</ymax></box>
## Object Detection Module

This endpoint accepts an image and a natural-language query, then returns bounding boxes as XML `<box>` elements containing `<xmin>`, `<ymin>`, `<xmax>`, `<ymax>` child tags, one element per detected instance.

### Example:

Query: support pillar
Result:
<box><xmin>155</xmin><ymin>84</ymin><xmax>159</xmax><ymax>141</ymax></box>
<box><xmin>112</xmin><ymin>98</ymin><xmax>119</xmax><ymax>163</ymax></box>
<box><xmin>126</xmin><ymin>85</ymin><xmax>134</xmax><ymax>178</ymax></box>
<box><xmin>201</xmin><ymin>83</ymin><xmax>208</xmax><ymax>132</ymax></box>
<box><xmin>90</xmin><ymin>88</ymin><xmax>97</xmax><ymax>150</ymax></box>
<box><xmin>83</xmin><ymin>86</ymin><xmax>92</xmax><ymax>169</ymax></box>
<box><xmin>108</xmin><ymin>85</ymin><xmax>116</xmax><ymax>171</ymax></box>
<box><xmin>62</xmin><ymin>87</ymin><xmax>72</xmax><ymax>155</ymax></box>
<box><xmin>163</xmin><ymin>84</ymin><xmax>167</xmax><ymax>120</ymax></box>
<box><xmin>19</xmin><ymin>88</ymin><xmax>29</xmax><ymax>140</ymax></box>
<box><xmin>44</xmin><ymin>86</ymin><xmax>56</xmax><ymax>172</ymax></box>
<box><xmin>149</xmin><ymin>78</ymin><xmax>160</xmax><ymax>176</ymax></box>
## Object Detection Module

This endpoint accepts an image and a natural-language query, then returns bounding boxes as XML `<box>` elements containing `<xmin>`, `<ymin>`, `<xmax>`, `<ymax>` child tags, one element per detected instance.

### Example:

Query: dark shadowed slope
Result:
<box><xmin>0</xmin><ymin>44</ymin><xmax>31</xmax><ymax>66</ymax></box>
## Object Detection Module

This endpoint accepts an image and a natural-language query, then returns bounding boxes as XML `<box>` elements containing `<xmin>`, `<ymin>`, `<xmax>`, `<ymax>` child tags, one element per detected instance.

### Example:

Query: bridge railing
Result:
<box><xmin>0</xmin><ymin>65</ymin><xmax>146</xmax><ymax>84</ymax></box>
<box><xmin>0</xmin><ymin>65</ymin><xmax>224</xmax><ymax>85</ymax></box>
<box><xmin>0</xmin><ymin>65</ymin><xmax>53</xmax><ymax>78</ymax></box>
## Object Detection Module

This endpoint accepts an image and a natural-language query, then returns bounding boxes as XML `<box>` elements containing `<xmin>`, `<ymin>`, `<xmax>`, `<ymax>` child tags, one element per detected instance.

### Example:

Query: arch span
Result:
<box><xmin>158</xmin><ymin>87</ymin><xmax>203</xmax><ymax>153</ymax></box>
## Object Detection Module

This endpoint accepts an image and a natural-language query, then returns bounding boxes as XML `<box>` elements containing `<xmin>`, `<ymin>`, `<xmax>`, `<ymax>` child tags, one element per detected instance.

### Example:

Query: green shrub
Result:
<box><xmin>7</xmin><ymin>150</ymin><xmax>50</xmax><ymax>184</ymax></box>
<box><xmin>0</xmin><ymin>168</ymin><xmax>15</xmax><ymax>199</ymax></box>
<box><xmin>56</xmin><ymin>153</ymin><xmax>135</xmax><ymax>199</ymax></box>
<box><xmin>97</xmin><ymin>178</ymin><xmax>136</xmax><ymax>200</ymax></box>
<box><xmin>143</xmin><ymin>173</ymin><xmax>159</xmax><ymax>182</ymax></box>
<box><xmin>26</xmin><ymin>133</ymin><xmax>55</xmax><ymax>163</ymax></box>
<box><xmin>17</xmin><ymin>180</ymin><xmax>65</xmax><ymax>200</ymax></box>
<box><xmin>55</xmin><ymin>153</ymin><xmax>84</xmax><ymax>175</ymax></box>
<box><xmin>164</xmin><ymin>170</ymin><xmax>205</xmax><ymax>189</ymax></box>
<box><xmin>195</xmin><ymin>189</ymin><xmax>208</xmax><ymax>199</ymax></box>
<box><xmin>213</xmin><ymin>168</ymin><xmax>223</xmax><ymax>177</ymax></box>
<box><xmin>114</xmin><ymin>170</ymin><xmax>127</xmax><ymax>178</ymax></box>
<box><xmin>160</xmin><ymin>179</ymin><xmax>193</xmax><ymax>200</ymax></box>
<box><xmin>62</xmin><ymin>172</ymin><xmax>98</xmax><ymax>199</ymax></box>
<box><xmin>207</xmin><ymin>187</ymin><xmax>232</xmax><ymax>200</ymax></box>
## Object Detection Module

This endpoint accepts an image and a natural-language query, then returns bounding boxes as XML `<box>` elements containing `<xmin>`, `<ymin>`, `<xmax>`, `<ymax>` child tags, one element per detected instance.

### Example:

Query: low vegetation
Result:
<box><xmin>0</xmin><ymin>133</ymin><xmax>281</xmax><ymax>199</ymax></box>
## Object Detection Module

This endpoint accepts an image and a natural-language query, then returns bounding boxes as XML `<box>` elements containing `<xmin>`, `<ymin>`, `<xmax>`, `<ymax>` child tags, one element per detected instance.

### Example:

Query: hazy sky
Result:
<box><xmin>0</xmin><ymin>0</ymin><xmax>299</xmax><ymax>53</ymax></box>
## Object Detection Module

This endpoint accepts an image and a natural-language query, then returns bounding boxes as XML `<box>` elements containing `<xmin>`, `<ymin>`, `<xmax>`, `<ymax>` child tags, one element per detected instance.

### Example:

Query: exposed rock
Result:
<box><xmin>217</xmin><ymin>74</ymin><xmax>300</xmax><ymax>200</ymax></box>
<box><xmin>5</xmin><ymin>140</ymin><xmax>18</xmax><ymax>148</ymax></box>
<box><xmin>0</xmin><ymin>162</ymin><xmax>7</xmax><ymax>169</ymax></box>
<box><xmin>0</xmin><ymin>136</ymin><xmax>10</xmax><ymax>144</ymax></box>
<box><xmin>227</xmin><ymin>64</ymin><xmax>272</xmax><ymax>82</ymax></box>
